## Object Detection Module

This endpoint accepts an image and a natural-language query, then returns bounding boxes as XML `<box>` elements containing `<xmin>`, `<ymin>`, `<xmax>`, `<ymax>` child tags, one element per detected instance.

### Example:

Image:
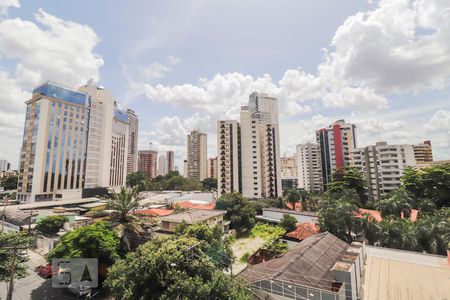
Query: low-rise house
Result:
<box><xmin>257</xmin><ymin>208</ymin><xmax>318</xmax><ymax>224</ymax></box>
<box><xmin>158</xmin><ymin>209</ymin><xmax>228</xmax><ymax>233</ymax></box>
<box><xmin>282</xmin><ymin>222</ymin><xmax>319</xmax><ymax>249</ymax></box>
<box><xmin>240</xmin><ymin>232</ymin><xmax>366</xmax><ymax>300</ymax></box>
<box><xmin>134</xmin><ymin>208</ymin><xmax>174</xmax><ymax>217</ymax></box>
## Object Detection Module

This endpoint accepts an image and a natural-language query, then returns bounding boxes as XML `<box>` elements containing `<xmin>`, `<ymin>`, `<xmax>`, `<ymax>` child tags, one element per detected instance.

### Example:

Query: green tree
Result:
<box><xmin>0</xmin><ymin>232</ymin><xmax>33</xmax><ymax>300</ymax></box>
<box><xmin>201</xmin><ymin>177</ymin><xmax>217</xmax><ymax>191</ymax></box>
<box><xmin>376</xmin><ymin>190</ymin><xmax>412</xmax><ymax>218</ymax></box>
<box><xmin>215</xmin><ymin>193</ymin><xmax>255</xmax><ymax>234</ymax></box>
<box><xmin>108</xmin><ymin>187</ymin><xmax>147</xmax><ymax>252</ymax></box>
<box><xmin>283</xmin><ymin>189</ymin><xmax>301</xmax><ymax>210</ymax></box>
<box><xmin>48</xmin><ymin>221</ymin><xmax>120</xmax><ymax>266</ymax></box>
<box><xmin>318</xmin><ymin>193</ymin><xmax>359</xmax><ymax>242</ymax></box>
<box><xmin>327</xmin><ymin>167</ymin><xmax>367</xmax><ymax>206</ymax></box>
<box><xmin>176</xmin><ymin>224</ymin><xmax>234</xmax><ymax>269</ymax></box>
<box><xmin>126</xmin><ymin>171</ymin><xmax>149</xmax><ymax>192</ymax></box>
<box><xmin>280</xmin><ymin>213</ymin><xmax>297</xmax><ymax>232</ymax></box>
<box><xmin>414</xmin><ymin>208</ymin><xmax>450</xmax><ymax>255</ymax></box>
<box><xmin>402</xmin><ymin>164</ymin><xmax>450</xmax><ymax>209</ymax></box>
<box><xmin>378</xmin><ymin>218</ymin><xmax>417</xmax><ymax>251</ymax></box>
<box><xmin>1</xmin><ymin>176</ymin><xmax>18</xmax><ymax>191</ymax></box>
<box><xmin>105</xmin><ymin>237</ymin><xmax>253</xmax><ymax>300</ymax></box>
<box><xmin>35</xmin><ymin>215</ymin><xmax>68</xmax><ymax>235</ymax></box>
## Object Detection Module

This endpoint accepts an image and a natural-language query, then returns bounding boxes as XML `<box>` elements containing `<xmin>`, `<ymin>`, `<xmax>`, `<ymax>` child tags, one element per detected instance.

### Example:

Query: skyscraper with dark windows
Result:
<box><xmin>17</xmin><ymin>82</ymin><xmax>90</xmax><ymax>203</ymax></box>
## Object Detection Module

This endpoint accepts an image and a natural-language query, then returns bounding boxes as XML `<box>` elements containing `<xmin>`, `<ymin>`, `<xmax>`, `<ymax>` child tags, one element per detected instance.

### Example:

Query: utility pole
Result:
<box><xmin>4</xmin><ymin>245</ymin><xmax>28</xmax><ymax>300</ymax></box>
<box><xmin>27</xmin><ymin>208</ymin><xmax>33</xmax><ymax>235</ymax></box>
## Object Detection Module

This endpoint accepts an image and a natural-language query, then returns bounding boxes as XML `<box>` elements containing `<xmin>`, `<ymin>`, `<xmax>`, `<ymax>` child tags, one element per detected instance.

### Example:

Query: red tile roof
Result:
<box><xmin>285</xmin><ymin>202</ymin><xmax>302</xmax><ymax>211</ymax></box>
<box><xmin>285</xmin><ymin>223</ymin><xmax>319</xmax><ymax>241</ymax></box>
<box><xmin>134</xmin><ymin>208</ymin><xmax>174</xmax><ymax>217</ymax></box>
<box><xmin>356</xmin><ymin>209</ymin><xmax>383</xmax><ymax>223</ymax></box>
<box><xmin>410</xmin><ymin>209</ymin><xmax>419</xmax><ymax>222</ymax></box>
<box><xmin>174</xmin><ymin>201</ymin><xmax>215</xmax><ymax>210</ymax></box>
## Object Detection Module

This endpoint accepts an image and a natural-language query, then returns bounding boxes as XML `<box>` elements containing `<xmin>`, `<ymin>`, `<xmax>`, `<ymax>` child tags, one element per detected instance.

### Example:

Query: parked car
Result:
<box><xmin>17</xmin><ymin>251</ymin><xmax>29</xmax><ymax>262</ymax></box>
<box><xmin>67</xmin><ymin>281</ymin><xmax>93</xmax><ymax>297</ymax></box>
<box><xmin>37</xmin><ymin>263</ymin><xmax>57</xmax><ymax>279</ymax></box>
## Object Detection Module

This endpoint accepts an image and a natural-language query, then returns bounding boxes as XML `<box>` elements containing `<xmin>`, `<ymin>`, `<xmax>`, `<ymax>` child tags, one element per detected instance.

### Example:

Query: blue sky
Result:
<box><xmin>0</xmin><ymin>0</ymin><xmax>449</xmax><ymax>170</ymax></box>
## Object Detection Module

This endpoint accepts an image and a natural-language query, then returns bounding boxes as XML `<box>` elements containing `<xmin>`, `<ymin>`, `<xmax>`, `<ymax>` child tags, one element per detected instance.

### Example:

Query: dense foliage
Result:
<box><xmin>402</xmin><ymin>164</ymin><xmax>450</xmax><ymax>209</ymax></box>
<box><xmin>47</xmin><ymin>221</ymin><xmax>120</xmax><ymax>265</ymax></box>
<box><xmin>251</xmin><ymin>223</ymin><xmax>287</xmax><ymax>253</ymax></box>
<box><xmin>201</xmin><ymin>177</ymin><xmax>217</xmax><ymax>191</ymax></box>
<box><xmin>105</xmin><ymin>237</ymin><xmax>253</xmax><ymax>300</ymax></box>
<box><xmin>0</xmin><ymin>176</ymin><xmax>17</xmax><ymax>190</ymax></box>
<box><xmin>280</xmin><ymin>213</ymin><xmax>297</xmax><ymax>232</ymax></box>
<box><xmin>216</xmin><ymin>193</ymin><xmax>255</xmax><ymax>234</ymax></box>
<box><xmin>35</xmin><ymin>215</ymin><xmax>68</xmax><ymax>235</ymax></box>
<box><xmin>126</xmin><ymin>171</ymin><xmax>149</xmax><ymax>192</ymax></box>
<box><xmin>175</xmin><ymin>223</ymin><xmax>234</xmax><ymax>269</ymax></box>
<box><xmin>0</xmin><ymin>232</ymin><xmax>32</xmax><ymax>282</ymax></box>
<box><xmin>327</xmin><ymin>167</ymin><xmax>367</xmax><ymax>206</ymax></box>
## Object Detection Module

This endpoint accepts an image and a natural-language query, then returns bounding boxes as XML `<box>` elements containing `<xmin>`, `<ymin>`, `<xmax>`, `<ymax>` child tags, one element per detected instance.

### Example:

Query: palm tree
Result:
<box><xmin>283</xmin><ymin>189</ymin><xmax>301</xmax><ymax>210</ymax></box>
<box><xmin>376</xmin><ymin>190</ymin><xmax>412</xmax><ymax>218</ymax></box>
<box><xmin>108</xmin><ymin>187</ymin><xmax>147</xmax><ymax>252</ymax></box>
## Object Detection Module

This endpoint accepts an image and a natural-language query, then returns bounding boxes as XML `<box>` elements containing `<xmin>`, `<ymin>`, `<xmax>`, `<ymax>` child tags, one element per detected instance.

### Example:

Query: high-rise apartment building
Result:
<box><xmin>183</xmin><ymin>160</ymin><xmax>188</xmax><ymax>177</ymax></box>
<box><xmin>17</xmin><ymin>82</ymin><xmax>90</xmax><ymax>202</ymax></box>
<box><xmin>187</xmin><ymin>129</ymin><xmax>207</xmax><ymax>181</ymax></box>
<box><xmin>110</xmin><ymin>109</ymin><xmax>129</xmax><ymax>187</ymax></box>
<box><xmin>413</xmin><ymin>140</ymin><xmax>433</xmax><ymax>163</ymax></box>
<box><xmin>166</xmin><ymin>151</ymin><xmax>174</xmax><ymax>173</ymax></box>
<box><xmin>138</xmin><ymin>150</ymin><xmax>158</xmax><ymax>180</ymax></box>
<box><xmin>217</xmin><ymin>120</ymin><xmax>241</xmax><ymax>196</ymax></box>
<box><xmin>217</xmin><ymin>92</ymin><xmax>282</xmax><ymax>198</ymax></box>
<box><xmin>280</xmin><ymin>155</ymin><xmax>298</xmax><ymax>191</ymax></box>
<box><xmin>79</xmin><ymin>82</ymin><xmax>130</xmax><ymax>189</ymax></box>
<box><xmin>296</xmin><ymin>143</ymin><xmax>324</xmax><ymax>193</ymax></box>
<box><xmin>207</xmin><ymin>157</ymin><xmax>218</xmax><ymax>178</ymax></box>
<box><xmin>316</xmin><ymin>119</ymin><xmax>357</xmax><ymax>188</ymax></box>
<box><xmin>126</xmin><ymin>109</ymin><xmax>138</xmax><ymax>175</ymax></box>
<box><xmin>350</xmin><ymin>142</ymin><xmax>416</xmax><ymax>200</ymax></box>
<box><xmin>157</xmin><ymin>154</ymin><xmax>167</xmax><ymax>176</ymax></box>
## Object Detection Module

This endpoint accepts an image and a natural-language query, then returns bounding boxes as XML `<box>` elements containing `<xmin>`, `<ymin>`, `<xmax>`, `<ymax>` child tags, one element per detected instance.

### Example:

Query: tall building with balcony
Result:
<box><xmin>316</xmin><ymin>119</ymin><xmax>357</xmax><ymax>188</ymax></box>
<box><xmin>217</xmin><ymin>92</ymin><xmax>282</xmax><ymax>199</ymax></box>
<box><xmin>350</xmin><ymin>142</ymin><xmax>416</xmax><ymax>200</ymax></box>
<box><xmin>126</xmin><ymin>109</ymin><xmax>139</xmax><ymax>175</ymax></box>
<box><xmin>207</xmin><ymin>157</ymin><xmax>218</xmax><ymax>178</ymax></box>
<box><xmin>138</xmin><ymin>150</ymin><xmax>158</xmax><ymax>180</ymax></box>
<box><xmin>187</xmin><ymin>129</ymin><xmax>207</xmax><ymax>181</ymax></box>
<box><xmin>296</xmin><ymin>143</ymin><xmax>324</xmax><ymax>193</ymax></box>
<box><xmin>158</xmin><ymin>154</ymin><xmax>167</xmax><ymax>176</ymax></box>
<box><xmin>413</xmin><ymin>140</ymin><xmax>433</xmax><ymax>164</ymax></box>
<box><xmin>217</xmin><ymin>120</ymin><xmax>241</xmax><ymax>195</ymax></box>
<box><xmin>0</xmin><ymin>160</ymin><xmax>10</xmax><ymax>172</ymax></box>
<box><xmin>17</xmin><ymin>82</ymin><xmax>90</xmax><ymax>203</ymax></box>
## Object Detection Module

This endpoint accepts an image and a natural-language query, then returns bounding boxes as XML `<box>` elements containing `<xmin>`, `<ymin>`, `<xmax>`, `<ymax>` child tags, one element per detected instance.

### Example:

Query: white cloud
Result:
<box><xmin>0</xmin><ymin>9</ymin><xmax>103</xmax><ymax>167</ymax></box>
<box><xmin>425</xmin><ymin>110</ymin><xmax>450</xmax><ymax>132</ymax></box>
<box><xmin>0</xmin><ymin>0</ymin><xmax>19</xmax><ymax>15</ymax></box>
<box><xmin>0</xmin><ymin>9</ymin><xmax>103</xmax><ymax>88</ymax></box>
<box><xmin>167</xmin><ymin>55</ymin><xmax>181</xmax><ymax>65</ymax></box>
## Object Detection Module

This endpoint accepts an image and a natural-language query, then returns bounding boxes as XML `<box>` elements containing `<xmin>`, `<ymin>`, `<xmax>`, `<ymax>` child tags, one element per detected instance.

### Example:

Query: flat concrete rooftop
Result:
<box><xmin>363</xmin><ymin>246</ymin><xmax>450</xmax><ymax>300</ymax></box>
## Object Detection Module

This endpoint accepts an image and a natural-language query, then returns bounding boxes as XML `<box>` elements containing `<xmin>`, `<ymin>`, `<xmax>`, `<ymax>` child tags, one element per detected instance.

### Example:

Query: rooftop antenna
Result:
<box><xmin>377</xmin><ymin>120</ymin><xmax>381</xmax><ymax>142</ymax></box>
<box><xmin>149</xmin><ymin>142</ymin><xmax>153</xmax><ymax>151</ymax></box>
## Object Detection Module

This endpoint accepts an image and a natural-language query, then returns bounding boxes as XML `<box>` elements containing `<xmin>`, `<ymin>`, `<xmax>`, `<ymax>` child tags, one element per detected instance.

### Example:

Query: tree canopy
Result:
<box><xmin>0</xmin><ymin>232</ymin><xmax>32</xmax><ymax>282</ymax></box>
<box><xmin>1</xmin><ymin>176</ymin><xmax>18</xmax><ymax>190</ymax></box>
<box><xmin>401</xmin><ymin>164</ymin><xmax>450</xmax><ymax>209</ymax></box>
<box><xmin>201</xmin><ymin>177</ymin><xmax>217</xmax><ymax>191</ymax></box>
<box><xmin>215</xmin><ymin>193</ymin><xmax>255</xmax><ymax>234</ymax></box>
<box><xmin>126</xmin><ymin>171</ymin><xmax>149</xmax><ymax>192</ymax></box>
<box><xmin>327</xmin><ymin>167</ymin><xmax>367</xmax><ymax>206</ymax></box>
<box><xmin>35</xmin><ymin>215</ymin><xmax>68</xmax><ymax>236</ymax></box>
<box><xmin>280</xmin><ymin>213</ymin><xmax>297</xmax><ymax>232</ymax></box>
<box><xmin>48</xmin><ymin>221</ymin><xmax>120</xmax><ymax>265</ymax></box>
<box><xmin>105</xmin><ymin>237</ymin><xmax>253</xmax><ymax>300</ymax></box>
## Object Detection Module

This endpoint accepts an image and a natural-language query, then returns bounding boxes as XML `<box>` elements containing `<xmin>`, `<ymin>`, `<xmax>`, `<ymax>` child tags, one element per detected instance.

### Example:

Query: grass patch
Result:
<box><xmin>250</xmin><ymin>223</ymin><xmax>286</xmax><ymax>241</ymax></box>
<box><xmin>240</xmin><ymin>252</ymin><xmax>251</xmax><ymax>263</ymax></box>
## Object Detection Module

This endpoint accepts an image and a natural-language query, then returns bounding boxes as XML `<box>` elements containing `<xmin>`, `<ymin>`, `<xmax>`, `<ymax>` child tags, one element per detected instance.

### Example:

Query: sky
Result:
<box><xmin>0</xmin><ymin>0</ymin><xmax>449</xmax><ymax>171</ymax></box>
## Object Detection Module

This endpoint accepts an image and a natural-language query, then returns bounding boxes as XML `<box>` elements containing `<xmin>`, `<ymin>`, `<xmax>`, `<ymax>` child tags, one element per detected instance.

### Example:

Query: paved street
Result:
<box><xmin>0</xmin><ymin>250</ymin><xmax>79</xmax><ymax>300</ymax></box>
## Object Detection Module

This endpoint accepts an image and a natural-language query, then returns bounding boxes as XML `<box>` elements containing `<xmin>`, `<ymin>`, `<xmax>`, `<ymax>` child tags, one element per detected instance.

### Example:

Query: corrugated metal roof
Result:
<box><xmin>240</xmin><ymin>232</ymin><xmax>348</xmax><ymax>291</ymax></box>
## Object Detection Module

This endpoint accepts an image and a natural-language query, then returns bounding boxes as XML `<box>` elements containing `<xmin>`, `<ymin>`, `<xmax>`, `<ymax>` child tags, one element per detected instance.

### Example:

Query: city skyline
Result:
<box><xmin>0</xmin><ymin>0</ymin><xmax>450</xmax><ymax>174</ymax></box>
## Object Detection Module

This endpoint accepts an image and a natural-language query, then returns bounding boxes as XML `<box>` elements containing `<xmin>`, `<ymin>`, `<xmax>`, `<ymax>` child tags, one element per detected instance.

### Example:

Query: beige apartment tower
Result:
<box><xmin>296</xmin><ymin>143</ymin><xmax>324</xmax><ymax>193</ymax></box>
<box><xmin>351</xmin><ymin>142</ymin><xmax>416</xmax><ymax>200</ymax></box>
<box><xmin>187</xmin><ymin>129</ymin><xmax>207</xmax><ymax>181</ymax></box>
<box><xmin>126</xmin><ymin>109</ymin><xmax>139</xmax><ymax>175</ymax></box>
<box><xmin>217</xmin><ymin>120</ymin><xmax>241</xmax><ymax>196</ymax></box>
<box><xmin>413</xmin><ymin>141</ymin><xmax>433</xmax><ymax>164</ymax></box>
